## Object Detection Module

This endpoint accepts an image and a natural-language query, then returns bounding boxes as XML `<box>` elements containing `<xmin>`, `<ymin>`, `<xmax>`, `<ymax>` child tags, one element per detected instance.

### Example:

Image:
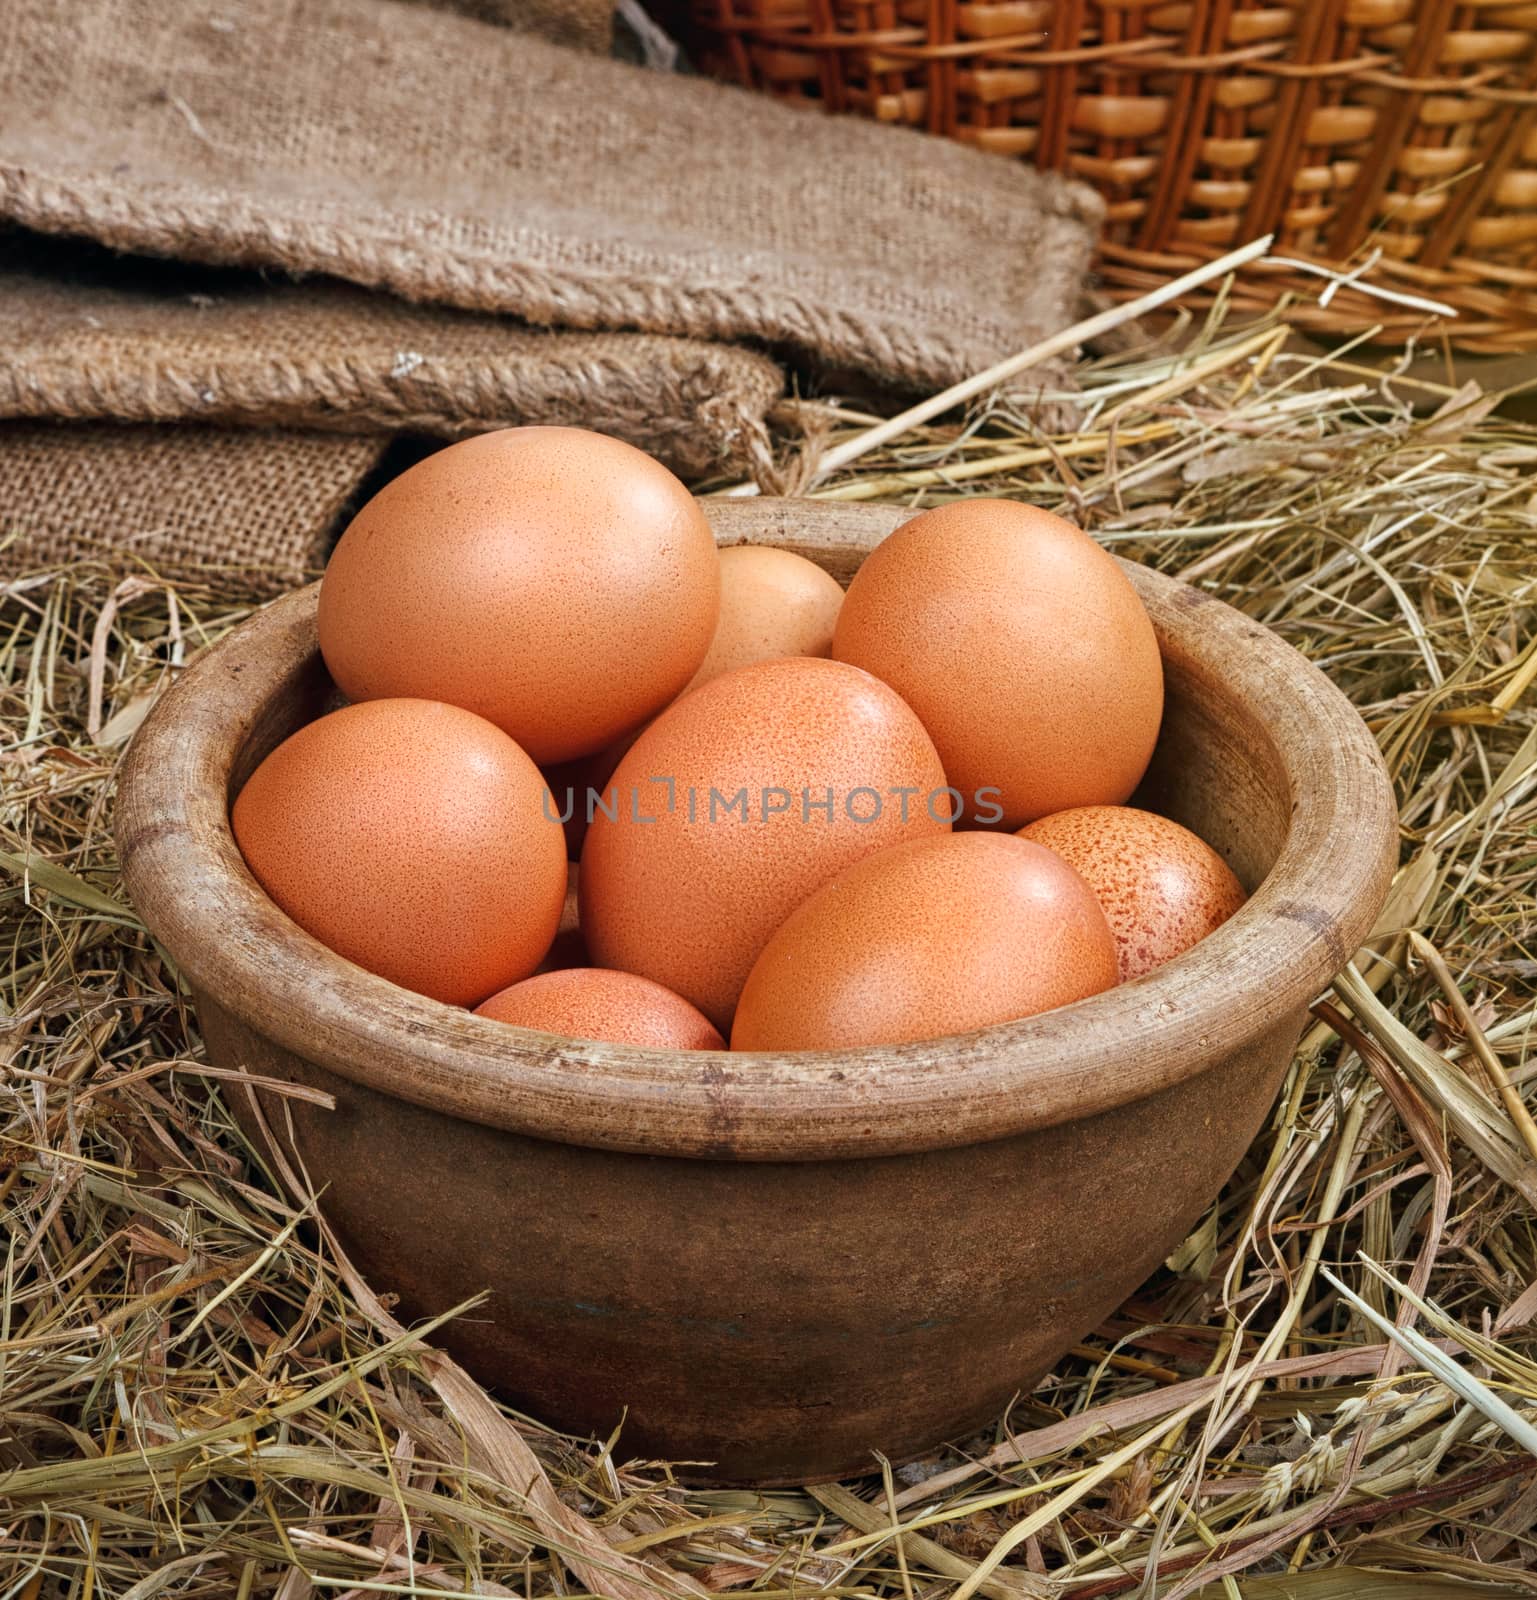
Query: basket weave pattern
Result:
<box><xmin>684</xmin><ymin>0</ymin><xmax>1537</xmax><ymax>348</ymax></box>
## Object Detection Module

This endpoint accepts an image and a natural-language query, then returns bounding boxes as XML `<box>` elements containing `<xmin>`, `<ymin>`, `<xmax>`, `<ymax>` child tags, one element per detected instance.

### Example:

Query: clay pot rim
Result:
<box><xmin>115</xmin><ymin>501</ymin><xmax>1397</xmax><ymax>1163</ymax></box>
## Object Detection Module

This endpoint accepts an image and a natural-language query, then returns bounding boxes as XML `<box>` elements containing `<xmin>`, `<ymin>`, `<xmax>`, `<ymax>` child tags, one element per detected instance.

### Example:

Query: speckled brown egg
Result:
<box><xmin>832</xmin><ymin>500</ymin><xmax>1163</xmax><ymax>828</ymax></box>
<box><xmin>687</xmin><ymin>545</ymin><xmax>845</xmax><ymax>689</ymax></box>
<box><xmin>731</xmin><ymin>833</ymin><xmax>1119</xmax><ymax>1051</ymax></box>
<box><xmin>580</xmin><ymin>656</ymin><xmax>950</xmax><ymax>1029</ymax></box>
<box><xmin>475</xmin><ymin>967</ymin><xmax>723</xmax><ymax>1050</ymax></box>
<box><xmin>552</xmin><ymin>548</ymin><xmax>846</xmax><ymax>858</ymax></box>
<box><xmin>318</xmin><ymin>426</ymin><xmax>719</xmax><ymax>764</ymax></box>
<box><xmin>1020</xmin><ymin>806</ymin><xmax>1247</xmax><ymax>981</ymax></box>
<box><xmin>232</xmin><ymin>698</ymin><xmax>565</xmax><ymax>1006</ymax></box>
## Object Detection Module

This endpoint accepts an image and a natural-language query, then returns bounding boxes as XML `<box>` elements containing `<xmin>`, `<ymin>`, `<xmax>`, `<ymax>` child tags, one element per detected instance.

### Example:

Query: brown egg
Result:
<box><xmin>551</xmin><ymin>548</ymin><xmax>846</xmax><ymax>858</ymax></box>
<box><xmin>580</xmin><ymin>656</ymin><xmax>950</xmax><ymax>1029</ymax></box>
<box><xmin>687</xmin><ymin>545</ymin><xmax>845</xmax><ymax>690</ymax></box>
<box><xmin>232</xmin><ymin>698</ymin><xmax>565</xmax><ymax>1006</ymax></box>
<box><xmin>832</xmin><ymin>500</ymin><xmax>1163</xmax><ymax>829</ymax></box>
<box><xmin>732</xmin><ymin>834</ymin><xmax>1119</xmax><ymax>1051</ymax></box>
<box><xmin>318</xmin><ymin>426</ymin><xmax>719</xmax><ymax>764</ymax></box>
<box><xmin>532</xmin><ymin>862</ymin><xmax>587</xmax><ymax>973</ymax></box>
<box><xmin>1019</xmin><ymin>806</ymin><xmax>1247</xmax><ymax>981</ymax></box>
<box><xmin>476</xmin><ymin>967</ymin><xmax>723</xmax><ymax>1050</ymax></box>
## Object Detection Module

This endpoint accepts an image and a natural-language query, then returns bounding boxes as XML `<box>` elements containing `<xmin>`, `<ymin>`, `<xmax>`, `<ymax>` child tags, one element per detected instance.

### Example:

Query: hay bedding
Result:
<box><xmin>3</xmin><ymin>311</ymin><xmax>1537</xmax><ymax>1598</ymax></box>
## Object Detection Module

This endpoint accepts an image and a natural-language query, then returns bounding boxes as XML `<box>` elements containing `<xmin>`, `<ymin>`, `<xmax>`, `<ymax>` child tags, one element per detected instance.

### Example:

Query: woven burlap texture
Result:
<box><xmin>409</xmin><ymin>0</ymin><xmax>609</xmax><ymax>54</ymax></box>
<box><xmin>0</xmin><ymin>424</ymin><xmax>385</xmax><ymax>594</ymax></box>
<box><xmin>0</xmin><ymin>0</ymin><xmax>1102</xmax><ymax>394</ymax></box>
<box><xmin>0</xmin><ymin>263</ymin><xmax>783</xmax><ymax>479</ymax></box>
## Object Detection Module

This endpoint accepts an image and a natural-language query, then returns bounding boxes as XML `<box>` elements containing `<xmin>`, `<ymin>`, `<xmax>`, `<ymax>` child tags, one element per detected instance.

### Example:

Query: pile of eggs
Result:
<box><xmin>233</xmin><ymin>426</ymin><xmax>1246</xmax><ymax>1054</ymax></box>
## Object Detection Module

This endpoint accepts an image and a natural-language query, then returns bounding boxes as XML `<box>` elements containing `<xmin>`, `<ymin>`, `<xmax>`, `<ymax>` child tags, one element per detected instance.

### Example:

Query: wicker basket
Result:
<box><xmin>672</xmin><ymin>0</ymin><xmax>1537</xmax><ymax>350</ymax></box>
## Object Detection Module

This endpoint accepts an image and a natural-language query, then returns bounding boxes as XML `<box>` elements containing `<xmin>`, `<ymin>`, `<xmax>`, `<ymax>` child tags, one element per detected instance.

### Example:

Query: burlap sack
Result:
<box><xmin>0</xmin><ymin>0</ymin><xmax>1101</xmax><ymax>395</ymax></box>
<box><xmin>409</xmin><ymin>0</ymin><xmax>610</xmax><ymax>54</ymax></box>
<box><xmin>0</xmin><ymin>424</ymin><xmax>386</xmax><ymax>595</ymax></box>
<box><xmin>0</xmin><ymin>255</ymin><xmax>783</xmax><ymax>479</ymax></box>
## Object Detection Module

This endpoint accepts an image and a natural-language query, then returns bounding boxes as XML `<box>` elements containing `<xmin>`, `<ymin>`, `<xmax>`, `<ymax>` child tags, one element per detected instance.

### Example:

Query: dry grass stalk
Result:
<box><xmin>4</xmin><ymin>301</ymin><xmax>1537</xmax><ymax>1597</ymax></box>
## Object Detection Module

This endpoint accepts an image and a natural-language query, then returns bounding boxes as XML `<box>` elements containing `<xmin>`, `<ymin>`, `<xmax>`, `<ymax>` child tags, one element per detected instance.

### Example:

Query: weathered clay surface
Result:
<box><xmin>117</xmin><ymin>500</ymin><xmax>1398</xmax><ymax>1484</ymax></box>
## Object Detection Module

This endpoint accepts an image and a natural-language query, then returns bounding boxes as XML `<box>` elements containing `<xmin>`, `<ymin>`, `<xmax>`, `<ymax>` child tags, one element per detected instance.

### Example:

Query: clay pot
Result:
<box><xmin>116</xmin><ymin>499</ymin><xmax>1397</xmax><ymax>1485</ymax></box>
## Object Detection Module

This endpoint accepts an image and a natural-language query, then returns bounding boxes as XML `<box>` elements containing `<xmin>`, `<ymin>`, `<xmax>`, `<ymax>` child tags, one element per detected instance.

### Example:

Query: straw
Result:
<box><xmin>716</xmin><ymin>234</ymin><xmax>1275</xmax><ymax>497</ymax></box>
<box><xmin>5</xmin><ymin>292</ymin><xmax>1537</xmax><ymax>1597</ymax></box>
<box><xmin>1408</xmin><ymin>930</ymin><xmax>1537</xmax><ymax>1163</ymax></box>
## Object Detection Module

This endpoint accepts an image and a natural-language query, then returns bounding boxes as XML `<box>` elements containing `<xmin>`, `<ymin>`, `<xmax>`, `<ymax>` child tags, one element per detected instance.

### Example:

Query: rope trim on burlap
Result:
<box><xmin>0</xmin><ymin>339</ymin><xmax>785</xmax><ymax>478</ymax></box>
<box><xmin>0</xmin><ymin>163</ymin><xmax>1091</xmax><ymax>396</ymax></box>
